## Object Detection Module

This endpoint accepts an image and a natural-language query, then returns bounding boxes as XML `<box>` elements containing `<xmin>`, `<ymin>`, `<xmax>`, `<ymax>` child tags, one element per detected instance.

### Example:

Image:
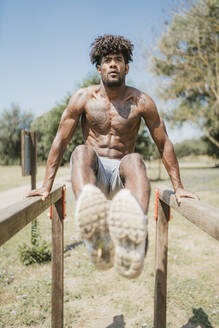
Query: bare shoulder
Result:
<box><xmin>66</xmin><ymin>85</ymin><xmax>100</xmax><ymax>115</ymax></box>
<box><xmin>125</xmin><ymin>87</ymin><xmax>156</xmax><ymax>112</ymax></box>
<box><xmin>137</xmin><ymin>92</ymin><xmax>157</xmax><ymax>115</ymax></box>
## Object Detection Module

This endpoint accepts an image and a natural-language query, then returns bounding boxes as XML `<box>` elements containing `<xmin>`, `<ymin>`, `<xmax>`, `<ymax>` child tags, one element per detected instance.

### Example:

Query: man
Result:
<box><xmin>27</xmin><ymin>35</ymin><xmax>198</xmax><ymax>278</ymax></box>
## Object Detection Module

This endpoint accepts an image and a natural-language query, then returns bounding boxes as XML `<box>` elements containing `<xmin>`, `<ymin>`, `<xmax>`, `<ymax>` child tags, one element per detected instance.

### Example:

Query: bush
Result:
<box><xmin>0</xmin><ymin>105</ymin><xmax>33</xmax><ymax>165</ymax></box>
<box><xmin>174</xmin><ymin>138</ymin><xmax>208</xmax><ymax>158</ymax></box>
<box><xmin>18</xmin><ymin>241</ymin><xmax>51</xmax><ymax>265</ymax></box>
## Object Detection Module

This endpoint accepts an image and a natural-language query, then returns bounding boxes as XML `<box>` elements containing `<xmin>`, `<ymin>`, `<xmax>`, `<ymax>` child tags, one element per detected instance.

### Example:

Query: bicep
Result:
<box><xmin>55</xmin><ymin>91</ymin><xmax>85</xmax><ymax>146</ymax></box>
<box><xmin>141</xmin><ymin>97</ymin><xmax>168</xmax><ymax>152</ymax></box>
<box><xmin>55</xmin><ymin>110</ymin><xmax>80</xmax><ymax>145</ymax></box>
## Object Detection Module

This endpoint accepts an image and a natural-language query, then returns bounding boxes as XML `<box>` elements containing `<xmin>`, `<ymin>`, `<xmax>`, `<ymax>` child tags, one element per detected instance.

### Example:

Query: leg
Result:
<box><xmin>71</xmin><ymin>145</ymin><xmax>98</xmax><ymax>198</ymax></box>
<box><xmin>71</xmin><ymin>145</ymin><xmax>114</xmax><ymax>269</ymax></box>
<box><xmin>119</xmin><ymin>153</ymin><xmax>151</xmax><ymax>214</ymax></box>
<box><xmin>108</xmin><ymin>153</ymin><xmax>150</xmax><ymax>278</ymax></box>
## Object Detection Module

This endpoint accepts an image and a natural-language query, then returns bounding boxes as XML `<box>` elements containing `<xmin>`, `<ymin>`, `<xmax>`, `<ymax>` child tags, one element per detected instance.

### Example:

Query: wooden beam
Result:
<box><xmin>51</xmin><ymin>198</ymin><xmax>64</xmax><ymax>328</ymax></box>
<box><xmin>158</xmin><ymin>187</ymin><xmax>219</xmax><ymax>241</ymax></box>
<box><xmin>154</xmin><ymin>199</ymin><xmax>169</xmax><ymax>328</ymax></box>
<box><xmin>0</xmin><ymin>185</ymin><xmax>63</xmax><ymax>247</ymax></box>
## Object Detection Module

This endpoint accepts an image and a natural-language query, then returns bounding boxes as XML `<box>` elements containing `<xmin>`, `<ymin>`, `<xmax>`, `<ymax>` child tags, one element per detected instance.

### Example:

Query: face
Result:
<box><xmin>97</xmin><ymin>53</ymin><xmax>129</xmax><ymax>87</ymax></box>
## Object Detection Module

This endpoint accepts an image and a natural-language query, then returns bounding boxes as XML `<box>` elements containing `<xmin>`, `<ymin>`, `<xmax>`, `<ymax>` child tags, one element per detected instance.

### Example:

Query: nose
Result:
<box><xmin>109</xmin><ymin>59</ymin><xmax>117</xmax><ymax>68</ymax></box>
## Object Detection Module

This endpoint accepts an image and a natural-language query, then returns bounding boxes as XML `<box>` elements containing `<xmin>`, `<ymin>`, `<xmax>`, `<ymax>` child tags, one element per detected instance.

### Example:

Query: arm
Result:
<box><xmin>26</xmin><ymin>89</ymin><xmax>86</xmax><ymax>200</ymax></box>
<box><xmin>140</xmin><ymin>94</ymin><xmax>199</xmax><ymax>203</ymax></box>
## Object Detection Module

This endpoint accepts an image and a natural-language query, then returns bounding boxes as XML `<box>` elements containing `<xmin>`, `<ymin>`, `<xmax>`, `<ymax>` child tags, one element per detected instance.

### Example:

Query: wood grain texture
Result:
<box><xmin>30</xmin><ymin>131</ymin><xmax>37</xmax><ymax>189</ymax></box>
<box><xmin>158</xmin><ymin>187</ymin><xmax>219</xmax><ymax>241</ymax></box>
<box><xmin>154</xmin><ymin>199</ymin><xmax>169</xmax><ymax>328</ymax></box>
<box><xmin>0</xmin><ymin>185</ymin><xmax>63</xmax><ymax>246</ymax></box>
<box><xmin>51</xmin><ymin>199</ymin><xmax>64</xmax><ymax>328</ymax></box>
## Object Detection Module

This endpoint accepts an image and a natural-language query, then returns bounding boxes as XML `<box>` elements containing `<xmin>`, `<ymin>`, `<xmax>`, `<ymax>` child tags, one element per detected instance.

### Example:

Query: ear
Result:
<box><xmin>97</xmin><ymin>65</ymin><xmax>101</xmax><ymax>75</ymax></box>
<box><xmin>125</xmin><ymin>64</ymin><xmax>129</xmax><ymax>75</ymax></box>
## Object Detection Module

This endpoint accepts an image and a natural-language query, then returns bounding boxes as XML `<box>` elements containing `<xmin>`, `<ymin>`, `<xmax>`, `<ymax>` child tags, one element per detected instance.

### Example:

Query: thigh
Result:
<box><xmin>70</xmin><ymin>145</ymin><xmax>98</xmax><ymax>172</ymax></box>
<box><xmin>96</xmin><ymin>157</ymin><xmax>110</xmax><ymax>197</ymax></box>
<box><xmin>119</xmin><ymin>153</ymin><xmax>147</xmax><ymax>181</ymax></box>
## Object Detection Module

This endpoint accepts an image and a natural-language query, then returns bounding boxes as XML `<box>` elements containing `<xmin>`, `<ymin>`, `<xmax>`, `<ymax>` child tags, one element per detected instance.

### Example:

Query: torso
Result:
<box><xmin>81</xmin><ymin>85</ymin><xmax>143</xmax><ymax>159</ymax></box>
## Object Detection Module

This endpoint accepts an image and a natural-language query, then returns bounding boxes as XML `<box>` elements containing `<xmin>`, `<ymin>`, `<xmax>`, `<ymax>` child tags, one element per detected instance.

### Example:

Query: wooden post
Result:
<box><xmin>30</xmin><ymin>132</ymin><xmax>38</xmax><ymax>245</ymax></box>
<box><xmin>51</xmin><ymin>197</ymin><xmax>64</xmax><ymax>328</ymax></box>
<box><xmin>154</xmin><ymin>199</ymin><xmax>170</xmax><ymax>328</ymax></box>
<box><xmin>30</xmin><ymin>131</ymin><xmax>37</xmax><ymax>190</ymax></box>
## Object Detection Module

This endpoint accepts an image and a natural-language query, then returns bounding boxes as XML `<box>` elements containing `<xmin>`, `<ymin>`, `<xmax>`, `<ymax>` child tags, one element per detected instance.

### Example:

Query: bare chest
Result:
<box><xmin>83</xmin><ymin>98</ymin><xmax>140</xmax><ymax>134</ymax></box>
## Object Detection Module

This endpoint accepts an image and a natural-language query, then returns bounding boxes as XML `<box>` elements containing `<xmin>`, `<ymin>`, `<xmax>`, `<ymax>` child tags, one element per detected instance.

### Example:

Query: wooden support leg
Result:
<box><xmin>51</xmin><ymin>198</ymin><xmax>64</xmax><ymax>328</ymax></box>
<box><xmin>154</xmin><ymin>199</ymin><xmax>170</xmax><ymax>328</ymax></box>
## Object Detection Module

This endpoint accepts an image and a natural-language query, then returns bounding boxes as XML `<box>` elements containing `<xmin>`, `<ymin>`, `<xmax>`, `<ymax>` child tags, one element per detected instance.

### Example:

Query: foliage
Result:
<box><xmin>19</xmin><ymin>218</ymin><xmax>51</xmax><ymax>265</ymax></box>
<box><xmin>31</xmin><ymin>219</ymin><xmax>39</xmax><ymax>246</ymax></box>
<box><xmin>174</xmin><ymin>138</ymin><xmax>208</xmax><ymax>158</ymax></box>
<box><xmin>151</xmin><ymin>0</ymin><xmax>219</xmax><ymax>149</ymax></box>
<box><xmin>203</xmin><ymin>132</ymin><xmax>219</xmax><ymax>158</ymax></box>
<box><xmin>135</xmin><ymin>121</ymin><xmax>157</xmax><ymax>160</ymax></box>
<box><xmin>76</xmin><ymin>71</ymin><xmax>100</xmax><ymax>88</ymax></box>
<box><xmin>31</xmin><ymin>72</ymin><xmax>100</xmax><ymax>164</ymax></box>
<box><xmin>18</xmin><ymin>241</ymin><xmax>51</xmax><ymax>265</ymax></box>
<box><xmin>0</xmin><ymin>104</ymin><xmax>33</xmax><ymax>164</ymax></box>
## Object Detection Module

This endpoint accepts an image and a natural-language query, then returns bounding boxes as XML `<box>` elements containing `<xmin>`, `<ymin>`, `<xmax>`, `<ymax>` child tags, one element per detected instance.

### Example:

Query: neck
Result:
<box><xmin>100</xmin><ymin>80</ymin><xmax>126</xmax><ymax>101</ymax></box>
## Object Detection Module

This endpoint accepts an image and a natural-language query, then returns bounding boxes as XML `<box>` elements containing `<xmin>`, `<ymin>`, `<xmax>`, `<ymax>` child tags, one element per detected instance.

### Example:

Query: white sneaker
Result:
<box><xmin>75</xmin><ymin>184</ymin><xmax>114</xmax><ymax>270</ymax></box>
<box><xmin>108</xmin><ymin>189</ymin><xmax>147</xmax><ymax>278</ymax></box>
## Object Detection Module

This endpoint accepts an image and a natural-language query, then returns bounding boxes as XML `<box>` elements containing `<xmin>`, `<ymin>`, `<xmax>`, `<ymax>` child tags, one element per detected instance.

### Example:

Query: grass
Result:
<box><xmin>0</xmin><ymin>160</ymin><xmax>219</xmax><ymax>327</ymax></box>
<box><xmin>0</xmin><ymin>165</ymin><xmax>71</xmax><ymax>192</ymax></box>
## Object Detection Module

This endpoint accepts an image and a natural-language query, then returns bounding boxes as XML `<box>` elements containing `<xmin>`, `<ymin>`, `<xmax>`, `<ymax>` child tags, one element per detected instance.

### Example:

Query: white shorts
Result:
<box><xmin>96</xmin><ymin>156</ymin><xmax>124</xmax><ymax>199</ymax></box>
<box><xmin>70</xmin><ymin>153</ymin><xmax>124</xmax><ymax>199</ymax></box>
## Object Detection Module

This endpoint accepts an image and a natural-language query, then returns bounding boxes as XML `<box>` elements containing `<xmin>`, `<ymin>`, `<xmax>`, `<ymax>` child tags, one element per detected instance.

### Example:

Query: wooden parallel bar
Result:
<box><xmin>0</xmin><ymin>185</ymin><xmax>63</xmax><ymax>247</ymax></box>
<box><xmin>158</xmin><ymin>187</ymin><xmax>219</xmax><ymax>241</ymax></box>
<box><xmin>51</xmin><ymin>199</ymin><xmax>64</xmax><ymax>328</ymax></box>
<box><xmin>154</xmin><ymin>199</ymin><xmax>169</xmax><ymax>328</ymax></box>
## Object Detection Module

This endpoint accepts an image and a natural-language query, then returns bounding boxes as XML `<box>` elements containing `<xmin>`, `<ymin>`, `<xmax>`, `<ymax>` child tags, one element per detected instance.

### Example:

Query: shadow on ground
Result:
<box><xmin>106</xmin><ymin>315</ymin><xmax>126</xmax><ymax>327</ymax></box>
<box><xmin>181</xmin><ymin>308</ymin><xmax>213</xmax><ymax>328</ymax></box>
<box><xmin>64</xmin><ymin>241</ymin><xmax>82</xmax><ymax>253</ymax></box>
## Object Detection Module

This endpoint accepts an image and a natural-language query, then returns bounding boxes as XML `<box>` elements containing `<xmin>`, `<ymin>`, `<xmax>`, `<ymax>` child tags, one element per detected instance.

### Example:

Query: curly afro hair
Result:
<box><xmin>90</xmin><ymin>34</ymin><xmax>134</xmax><ymax>67</ymax></box>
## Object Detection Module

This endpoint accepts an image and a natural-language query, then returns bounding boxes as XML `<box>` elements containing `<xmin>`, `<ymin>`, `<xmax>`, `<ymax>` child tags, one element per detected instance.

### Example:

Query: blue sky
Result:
<box><xmin>0</xmin><ymin>0</ymin><xmax>201</xmax><ymax>142</ymax></box>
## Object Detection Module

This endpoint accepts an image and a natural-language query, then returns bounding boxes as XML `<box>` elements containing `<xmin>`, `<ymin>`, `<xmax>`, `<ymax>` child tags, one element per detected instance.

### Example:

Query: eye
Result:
<box><xmin>104</xmin><ymin>57</ymin><xmax>111</xmax><ymax>63</ymax></box>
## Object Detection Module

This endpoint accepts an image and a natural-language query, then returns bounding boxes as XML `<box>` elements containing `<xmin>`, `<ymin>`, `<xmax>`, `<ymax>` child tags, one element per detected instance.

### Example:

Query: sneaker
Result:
<box><xmin>75</xmin><ymin>184</ymin><xmax>114</xmax><ymax>270</ymax></box>
<box><xmin>108</xmin><ymin>189</ymin><xmax>148</xmax><ymax>278</ymax></box>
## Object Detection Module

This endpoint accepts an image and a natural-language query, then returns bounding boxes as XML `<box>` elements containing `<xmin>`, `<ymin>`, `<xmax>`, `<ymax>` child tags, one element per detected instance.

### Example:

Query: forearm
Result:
<box><xmin>160</xmin><ymin>140</ymin><xmax>184</xmax><ymax>192</ymax></box>
<box><xmin>42</xmin><ymin>137</ymin><xmax>67</xmax><ymax>191</ymax></box>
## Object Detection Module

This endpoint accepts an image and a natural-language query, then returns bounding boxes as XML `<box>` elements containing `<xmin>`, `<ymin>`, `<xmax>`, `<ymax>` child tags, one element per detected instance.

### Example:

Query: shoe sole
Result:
<box><xmin>75</xmin><ymin>184</ymin><xmax>114</xmax><ymax>270</ymax></box>
<box><xmin>108</xmin><ymin>189</ymin><xmax>147</xmax><ymax>278</ymax></box>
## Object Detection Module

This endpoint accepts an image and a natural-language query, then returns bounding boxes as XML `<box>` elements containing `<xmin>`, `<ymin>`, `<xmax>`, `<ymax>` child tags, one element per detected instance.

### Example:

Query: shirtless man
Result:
<box><xmin>27</xmin><ymin>35</ymin><xmax>198</xmax><ymax>278</ymax></box>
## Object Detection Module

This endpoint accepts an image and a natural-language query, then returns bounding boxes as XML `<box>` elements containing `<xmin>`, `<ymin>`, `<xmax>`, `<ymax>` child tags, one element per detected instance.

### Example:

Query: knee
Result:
<box><xmin>71</xmin><ymin>145</ymin><xmax>96</xmax><ymax>163</ymax></box>
<box><xmin>122</xmin><ymin>153</ymin><xmax>144</xmax><ymax>167</ymax></box>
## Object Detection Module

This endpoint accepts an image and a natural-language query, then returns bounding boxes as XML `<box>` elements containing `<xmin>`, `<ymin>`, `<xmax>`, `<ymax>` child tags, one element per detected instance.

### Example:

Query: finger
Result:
<box><xmin>25</xmin><ymin>191</ymin><xmax>36</xmax><ymax>198</ymax></box>
<box><xmin>175</xmin><ymin>194</ymin><xmax>181</xmax><ymax>205</ymax></box>
<box><xmin>179</xmin><ymin>192</ymin><xmax>200</xmax><ymax>200</ymax></box>
<box><xmin>42</xmin><ymin>193</ymin><xmax>49</xmax><ymax>201</ymax></box>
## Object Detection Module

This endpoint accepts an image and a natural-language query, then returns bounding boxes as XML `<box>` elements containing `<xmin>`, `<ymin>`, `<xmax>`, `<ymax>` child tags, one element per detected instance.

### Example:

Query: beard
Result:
<box><xmin>102</xmin><ymin>73</ymin><xmax>125</xmax><ymax>88</ymax></box>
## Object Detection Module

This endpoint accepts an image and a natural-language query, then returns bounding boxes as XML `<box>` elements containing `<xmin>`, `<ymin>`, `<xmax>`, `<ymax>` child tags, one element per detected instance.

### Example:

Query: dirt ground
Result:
<box><xmin>0</xmin><ymin>166</ymin><xmax>219</xmax><ymax>328</ymax></box>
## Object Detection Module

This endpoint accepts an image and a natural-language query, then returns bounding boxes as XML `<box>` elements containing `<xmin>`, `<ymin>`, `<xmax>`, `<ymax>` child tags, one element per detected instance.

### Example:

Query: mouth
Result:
<box><xmin>109</xmin><ymin>71</ymin><xmax>119</xmax><ymax>77</ymax></box>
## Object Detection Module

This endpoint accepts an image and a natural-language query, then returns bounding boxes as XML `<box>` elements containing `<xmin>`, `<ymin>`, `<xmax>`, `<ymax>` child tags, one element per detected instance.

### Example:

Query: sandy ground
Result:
<box><xmin>0</xmin><ymin>175</ymin><xmax>71</xmax><ymax>210</ymax></box>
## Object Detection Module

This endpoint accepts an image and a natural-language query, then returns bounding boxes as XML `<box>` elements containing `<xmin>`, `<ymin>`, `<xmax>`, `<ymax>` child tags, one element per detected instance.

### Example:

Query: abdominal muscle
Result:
<box><xmin>84</xmin><ymin>130</ymin><xmax>136</xmax><ymax>159</ymax></box>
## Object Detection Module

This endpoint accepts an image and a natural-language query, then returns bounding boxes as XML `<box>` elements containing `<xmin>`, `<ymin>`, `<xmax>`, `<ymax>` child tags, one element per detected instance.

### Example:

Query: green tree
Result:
<box><xmin>31</xmin><ymin>72</ymin><xmax>100</xmax><ymax>164</ymax></box>
<box><xmin>0</xmin><ymin>104</ymin><xmax>33</xmax><ymax>165</ymax></box>
<box><xmin>174</xmin><ymin>138</ymin><xmax>208</xmax><ymax>158</ymax></box>
<box><xmin>135</xmin><ymin>121</ymin><xmax>157</xmax><ymax>160</ymax></box>
<box><xmin>151</xmin><ymin>0</ymin><xmax>219</xmax><ymax>149</ymax></box>
<box><xmin>203</xmin><ymin>133</ymin><xmax>219</xmax><ymax>158</ymax></box>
